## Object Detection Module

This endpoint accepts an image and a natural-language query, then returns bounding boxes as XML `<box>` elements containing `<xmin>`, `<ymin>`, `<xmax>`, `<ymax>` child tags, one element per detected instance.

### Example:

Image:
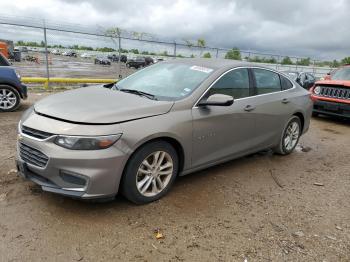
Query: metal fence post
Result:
<box><xmin>173</xmin><ymin>42</ymin><xmax>177</xmax><ymax>59</ymax></box>
<box><xmin>215</xmin><ymin>48</ymin><xmax>219</xmax><ymax>59</ymax></box>
<box><xmin>43</xmin><ymin>20</ymin><xmax>50</xmax><ymax>88</ymax></box>
<box><xmin>118</xmin><ymin>36</ymin><xmax>122</xmax><ymax>79</ymax></box>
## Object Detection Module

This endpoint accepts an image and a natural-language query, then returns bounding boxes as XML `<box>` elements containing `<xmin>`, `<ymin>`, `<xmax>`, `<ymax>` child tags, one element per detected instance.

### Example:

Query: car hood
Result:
<box><xmin>316</xmin><ymin>80</ymin><xmax>350</xmax><ymax>88</ymax></box>
<box><xmin>34</xmin><ymin>86</ymin><xmax>174</xmax><ymax>124</ymax></box>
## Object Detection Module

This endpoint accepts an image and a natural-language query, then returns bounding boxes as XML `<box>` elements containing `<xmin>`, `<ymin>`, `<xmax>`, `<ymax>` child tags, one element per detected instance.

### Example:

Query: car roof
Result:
<box><xmin>164</xmin><ymin>58</ymin><xmax>265</xmax><ymax>70</ymax></box>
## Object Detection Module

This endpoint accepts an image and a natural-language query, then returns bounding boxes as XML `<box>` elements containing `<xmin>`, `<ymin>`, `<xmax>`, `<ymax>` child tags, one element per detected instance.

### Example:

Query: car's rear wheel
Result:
<box><xmin>121</xmin><ymin>141</ymin><xmax>178</xmax><ymax>204</ymax></box>
<box><xmin>273</xmin><ymin>116</ymin><xmax>301</xmax><ymax>155</ymax></box>
<box><xmin>0</xmin><ymin>85</ymin><xmax>20</xmax><ymax>112</ymax></box>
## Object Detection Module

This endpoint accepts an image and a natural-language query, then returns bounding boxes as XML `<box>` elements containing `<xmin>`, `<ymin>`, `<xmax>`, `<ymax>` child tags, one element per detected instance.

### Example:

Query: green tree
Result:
<box><xmin>331</xmin><ymin>60</ymin><xmax>340</xmax><ymax>68</ymax></box>
<box><xmin>297</xmin><ymin>57</ymin><xmax>311</xmax><ymax>66</ymax></box>
<box><xmin>225</xmin><ymin>47</ymin><xmax>241</xmax><ymax>60</ymax></box>
<box><xmin>341</xmin><ymin>57</ymin><xmax>350</xmax><ymax>65</ymax></box>
<box><xmin>281</xmin><ymin>56</ymin><xmax>293</xmax><ymax>65</ymax></box>
<box><xmin>130</xmin><ymin>49</ymin><xmax>139</xmax><ymax>54</ymax></box>
<box><xmin>190</xmin><ymin>54</ymin><xmax>195</xmax><ymax>58</ymax></box>
<box><xmin>203</xmin><ymin>52</ymin><xmax>211</xmax><ymax>58</ymax></box>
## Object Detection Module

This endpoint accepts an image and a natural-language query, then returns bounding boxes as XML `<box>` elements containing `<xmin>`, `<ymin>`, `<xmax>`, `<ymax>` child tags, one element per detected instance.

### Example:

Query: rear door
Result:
<box><xmin>249</xmin><ymin>68</ymin><xmax>295</xmax><ymax>148</ymax></box>
<box><xmin>192</xmin><ymin>68</ymin><xmax>257</xmax><ymax>168</ymax></box>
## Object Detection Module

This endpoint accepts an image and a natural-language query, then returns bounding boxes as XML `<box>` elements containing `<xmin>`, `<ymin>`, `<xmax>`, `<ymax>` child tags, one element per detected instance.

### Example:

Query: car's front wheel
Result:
<box><xmin>0</xmin><ymin>85</ymin><xmax>20</xmax><ymax>112</ymax></box>
<box><xmin>121</xmin><ymin>141</ymin><xmax>178</xmax><ymax>204</ymax></box>
<box><xmin>273</xmin><ymin>116</ymin><xmax>301</xmax><ymax>155</ymax></box>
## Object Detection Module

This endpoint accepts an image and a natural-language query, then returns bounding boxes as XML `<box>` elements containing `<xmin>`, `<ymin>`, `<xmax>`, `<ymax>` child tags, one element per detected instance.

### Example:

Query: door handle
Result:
<box><xmin>282</xmin><ymin>98</ymin><xmax>290</xmax><ymax>104</ymax></box>
<box><xmin>244</xmin><ymin>105</ymin><xmax>256</xmax><ymax>112</ymax></box>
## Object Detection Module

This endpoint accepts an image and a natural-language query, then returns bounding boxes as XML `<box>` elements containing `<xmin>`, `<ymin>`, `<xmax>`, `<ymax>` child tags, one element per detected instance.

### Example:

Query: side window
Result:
<box><xmin>208</xmin><ymin>68</ymin><xmax>250</xmax><ymax>99</ymax></box>
<box><xmin>280</xmin><ymin>75</ymin><xmax>293</xmax><ymax>90</ymax></box>
<box><xmin>253</xmin><ymin>68</ymin><xmax>281</xmax><ymax>95</ymax></box>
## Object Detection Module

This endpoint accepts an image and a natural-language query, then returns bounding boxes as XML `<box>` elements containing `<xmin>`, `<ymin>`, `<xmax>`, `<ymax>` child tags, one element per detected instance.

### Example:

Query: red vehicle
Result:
<box><xmin>310</xmin><ymin>65</ymin><xmax>350</xmax><ymax>118</ymax></box>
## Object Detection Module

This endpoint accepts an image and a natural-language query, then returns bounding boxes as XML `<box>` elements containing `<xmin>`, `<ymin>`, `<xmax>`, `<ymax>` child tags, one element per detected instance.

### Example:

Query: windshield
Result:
<box><xmin>116</xmin><ymin>63</ymin><xmax>214</xmax><ymax>100</ymax></box>
<box><xmin>332</xmin><ymin>67</ymin><xmax>350</xmax><ymax>80</ymax></box>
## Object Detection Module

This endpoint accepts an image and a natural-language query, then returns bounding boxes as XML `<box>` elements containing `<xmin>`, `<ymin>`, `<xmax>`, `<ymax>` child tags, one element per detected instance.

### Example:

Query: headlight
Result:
<box><xmin>314</xmin><ymin>86</ymin><xmax>321</xmax><ymax>95</ymax></box>
<box><xmin>15</xmin><ymin>70</ymin><xmax>21</xmax><ymax>80</ymax></box>
<box><xmin>54</xmin><ymin>134</ymin><xmax>122</xmax><ymax>150</ymax></box>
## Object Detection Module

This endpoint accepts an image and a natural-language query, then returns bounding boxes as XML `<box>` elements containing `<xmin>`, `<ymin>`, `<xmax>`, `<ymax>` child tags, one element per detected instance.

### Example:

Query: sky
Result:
<box><xmin>1</xmin><ymin>0</ymin><xmax>350</xmax><ymax>60</ymax></box>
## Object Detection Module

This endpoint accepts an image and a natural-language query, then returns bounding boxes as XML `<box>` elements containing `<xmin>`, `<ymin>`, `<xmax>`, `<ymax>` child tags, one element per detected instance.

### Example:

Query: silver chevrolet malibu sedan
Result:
<box><xmin>16</xmin><ymin>59</ymin><xmax>312</xmax><ymax>204</ymax></box>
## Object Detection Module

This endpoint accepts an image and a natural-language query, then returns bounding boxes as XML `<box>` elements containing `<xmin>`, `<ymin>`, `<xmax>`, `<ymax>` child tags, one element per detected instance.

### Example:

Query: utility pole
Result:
<box><xmin>43</xmin><ymin>20</ymin><xmax>50</xmax><ymax>88</ymax></box>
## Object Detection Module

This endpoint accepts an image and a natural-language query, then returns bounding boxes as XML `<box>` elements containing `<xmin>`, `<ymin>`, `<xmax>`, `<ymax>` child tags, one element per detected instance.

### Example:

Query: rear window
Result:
<box><xmin>280</xmin><ymin>75</ymin><xmax>294</xmax><ymax>90</ymax></box>
<box><xmin>253</xmin><ymin>68</ymin><xmax>281</xmax><ymax>95</ymax></box>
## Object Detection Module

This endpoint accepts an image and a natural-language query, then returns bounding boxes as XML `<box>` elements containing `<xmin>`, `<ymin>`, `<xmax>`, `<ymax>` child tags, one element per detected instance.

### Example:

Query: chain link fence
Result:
<box><xmin>0</xmin><ymin>15</ymin><xmax>333</xmax><ymax>88</ymax></box>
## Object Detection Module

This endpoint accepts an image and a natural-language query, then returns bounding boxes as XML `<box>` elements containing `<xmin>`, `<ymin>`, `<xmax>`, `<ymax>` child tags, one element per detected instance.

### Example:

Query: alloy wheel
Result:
<box><xmin>136</xmin><ymin>151</ymin><xmax>174</xmax><ymax>197</ymax></box>
<box><xmin>0</xmin><ymin>88</ymin><xmax>17</xmax><ymax>110</ymax></box>
<box><xmin>283</xmin><ymin>121</ymin><xmax>300</xmax><ymax>151</ymax></box>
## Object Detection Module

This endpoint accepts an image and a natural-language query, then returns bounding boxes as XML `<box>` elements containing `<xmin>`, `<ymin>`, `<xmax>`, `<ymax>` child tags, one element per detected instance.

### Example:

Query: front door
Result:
<box><xmin>192</xmin><ymin>68</ymin><xmax>256</xmax><ymax>168</ymax></box>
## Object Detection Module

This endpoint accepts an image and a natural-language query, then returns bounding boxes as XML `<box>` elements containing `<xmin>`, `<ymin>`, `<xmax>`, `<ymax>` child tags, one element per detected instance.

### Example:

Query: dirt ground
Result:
<box><xmin>0</xmin><ymin>92</ymin><xmax>349</xmax><ymax>262</ymax></box>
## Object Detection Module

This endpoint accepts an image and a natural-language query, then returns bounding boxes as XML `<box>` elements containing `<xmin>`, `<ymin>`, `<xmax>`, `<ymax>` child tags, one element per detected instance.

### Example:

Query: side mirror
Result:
<box><xmin>198</xmin><ymin>94</ymin><xmax>234</xmax><ymax>107</ymax></box>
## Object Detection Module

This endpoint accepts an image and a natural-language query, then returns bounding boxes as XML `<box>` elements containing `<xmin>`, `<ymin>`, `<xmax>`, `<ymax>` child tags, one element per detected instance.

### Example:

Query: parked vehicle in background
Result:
<box><xmin>94</xmin><ymin>56</ymin><xmax>111</xmax><ymax>65</ymax></box>
<box><xmin>107</xmin><ymin>54</ymin><xmax>119</xmax><ymax>62</ymax></box>
<box><xmin>126</xmin><ymin>56</ymin><xmax>146</xmax><ymax>69</ymax></box>
<box><xmin>62</xmin><ymin>51</ymin><xmax>77</xmax><ymax>57</ymax></box>
<box><xmin>80</xmin><ymin>53</ymin><xmax>92</xmax><ymax>59</ymax></box>
<box><xmin>0</xmin><ymin>40</ymin><xmax>15</xmax><ymax>60</ymax></box>
<box><xmin>144</xmin><ymin>56</ymin><xmax>154</xmax><ymax>66</ymax></box>
<box><xmin>282</xmin><ymin>71</ymin><xmax>316</xmax><ymax>89</ymax></box>
<box><xmin>16</xmin><ymin>59</ymin><xmax>312</xmax><ymax>204</ymax></box>
<box><xmin>17</xmin><ymin>46</ymin><xmax>28</xmax><ymax>53</ymax></box>
<box><xmin>0</xmin><ymin>54</ymin><xmax>27</xmax><ymax>111</ymax></box>
<box><xmin>51</xmin><ymin>49</ymin><xmax>61</xmax><ymax>55</ymax></box>
<box><xmin>0</xmin><ymin>53</ymin><xmax>11</xmax><ymax>66</ymax></box>
<box><xmin>311</xmin><ymin>66</ymin><xmax>350</xmax><ymax>118</ymax></box>
<box><xmin>107</xmin><ymin>54</ymin><xmax>128</xmax><ymax>63</ymax></box>
<box><xmin>120</xmin><ymin>55</ymin><xmax>127</xmax><ymax>63</ymax></box>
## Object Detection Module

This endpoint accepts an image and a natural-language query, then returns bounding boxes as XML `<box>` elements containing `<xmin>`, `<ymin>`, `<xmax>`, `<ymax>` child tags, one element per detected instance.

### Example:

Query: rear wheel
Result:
<box><xmin>273</xmin><ymin>116</ymin><xmax>301</xmax><ymax>155</ymax></box>
<box><xmin>0</xmin><ymin>85</ymin><xmax>20</xmax><ymax>112</ymax></box>
<box><xmin>121</xmin><ymin>141</ymin><xmax>178</xmax><ymax>204</ymax></box>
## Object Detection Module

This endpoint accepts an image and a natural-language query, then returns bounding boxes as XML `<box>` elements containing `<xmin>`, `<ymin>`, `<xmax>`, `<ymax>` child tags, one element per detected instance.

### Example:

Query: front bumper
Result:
<box><xmin>20</xmin><ymin>84</ymin><xmax>28</xmax><ymax>99</ymax></box>
<box><xmin>313</xmin><ymin>99</ymin><xmax>350</xmax><ymax>118</ymax></box>
<box><xmin>16</xmin><ymin>134</ymin><xmax>129</xmax><ymax>199</ymax></box>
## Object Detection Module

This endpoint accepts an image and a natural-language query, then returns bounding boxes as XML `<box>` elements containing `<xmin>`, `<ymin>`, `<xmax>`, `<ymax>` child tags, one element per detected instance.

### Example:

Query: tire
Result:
<box><xmin>0</xmin><ymin>85</ymin><xmax>20</xmax><ymax>112</ymax></box>
<box><xmin>273</xmin><ymin>116</ymin><xmax>302</xmax><ymax>155</ymax></box>
<box><xmin>121</xmin><ymin>141</ymin><xmax>179</xmax><ymax>204</ymax></box>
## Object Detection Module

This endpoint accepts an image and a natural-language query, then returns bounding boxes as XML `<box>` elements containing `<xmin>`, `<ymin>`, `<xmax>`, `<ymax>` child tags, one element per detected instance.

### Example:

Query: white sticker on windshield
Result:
<box><xmin>190</xmin><ymin>65</ymin><xmax>213</xmax><ymax>74</ymax></box>
<box><xmin>184</xmin><ymin>88</ymin><xmax>191</xmax><ymax>92</ymax></box>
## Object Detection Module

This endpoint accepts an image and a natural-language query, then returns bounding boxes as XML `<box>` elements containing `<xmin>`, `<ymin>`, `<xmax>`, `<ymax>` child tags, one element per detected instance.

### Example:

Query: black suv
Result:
<box><xmin>0</xmin><ymin>54</ymin><xmax>27</xmax><ymax>112</ymax></box>
<box><xmin>126</xmin><ymin>57</ymin><xmax>147</xmax><ymax>69</ymax></box>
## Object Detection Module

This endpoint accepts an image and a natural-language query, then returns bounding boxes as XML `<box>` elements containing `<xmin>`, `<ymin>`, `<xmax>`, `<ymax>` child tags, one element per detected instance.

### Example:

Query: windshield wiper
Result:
<box><xmin>119</xmin><ymin>88</ymin><xmax>157</xmax><ymax>100</ymax></box>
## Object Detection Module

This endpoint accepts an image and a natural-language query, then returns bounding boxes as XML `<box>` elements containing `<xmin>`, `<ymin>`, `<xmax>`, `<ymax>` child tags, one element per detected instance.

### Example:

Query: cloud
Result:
<box><xmin>0</xmin><ymin>0</ymin><xmax>349</xmax><ymax>59</ymax></box>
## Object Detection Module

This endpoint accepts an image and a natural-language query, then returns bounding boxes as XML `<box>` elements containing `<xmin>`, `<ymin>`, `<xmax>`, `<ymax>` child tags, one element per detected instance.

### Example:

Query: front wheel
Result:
<box><xmin>121</xmin><ymin>141</ymin><xmax>178</xmax><ymax>204</ymax></box>
<box><xmin>273</xmin><ymin>116</ymin><xmax>301</xmax><ymax>155</ymax></box>
<box><xmin>0</xmin><ymin>85</ymin><xmax>20</xmax><ymax>112</ymax></box>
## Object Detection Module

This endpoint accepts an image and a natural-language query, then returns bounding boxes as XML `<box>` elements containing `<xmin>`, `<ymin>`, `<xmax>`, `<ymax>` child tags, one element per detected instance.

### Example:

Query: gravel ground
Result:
<box><xmin>0</xmin><ymin>92</ymin><xmax>349</xmax><ymax>262</ymax></box>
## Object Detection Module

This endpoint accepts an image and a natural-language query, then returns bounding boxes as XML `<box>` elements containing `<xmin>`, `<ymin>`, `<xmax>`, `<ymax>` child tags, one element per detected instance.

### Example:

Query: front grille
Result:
<box><xmin>319</xmin><ymin>86</ymin><xmax>350</xmax><ymax>100</ymax></box>
<box><xmin>21</xmin><ymin>126</ymin><xmax>54</xmax><ymax>140</ymax></box>
<box><xmin>19</xmin><ymin>143</ymin><xmax>49</xmax><ymax>168</ymax></box>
